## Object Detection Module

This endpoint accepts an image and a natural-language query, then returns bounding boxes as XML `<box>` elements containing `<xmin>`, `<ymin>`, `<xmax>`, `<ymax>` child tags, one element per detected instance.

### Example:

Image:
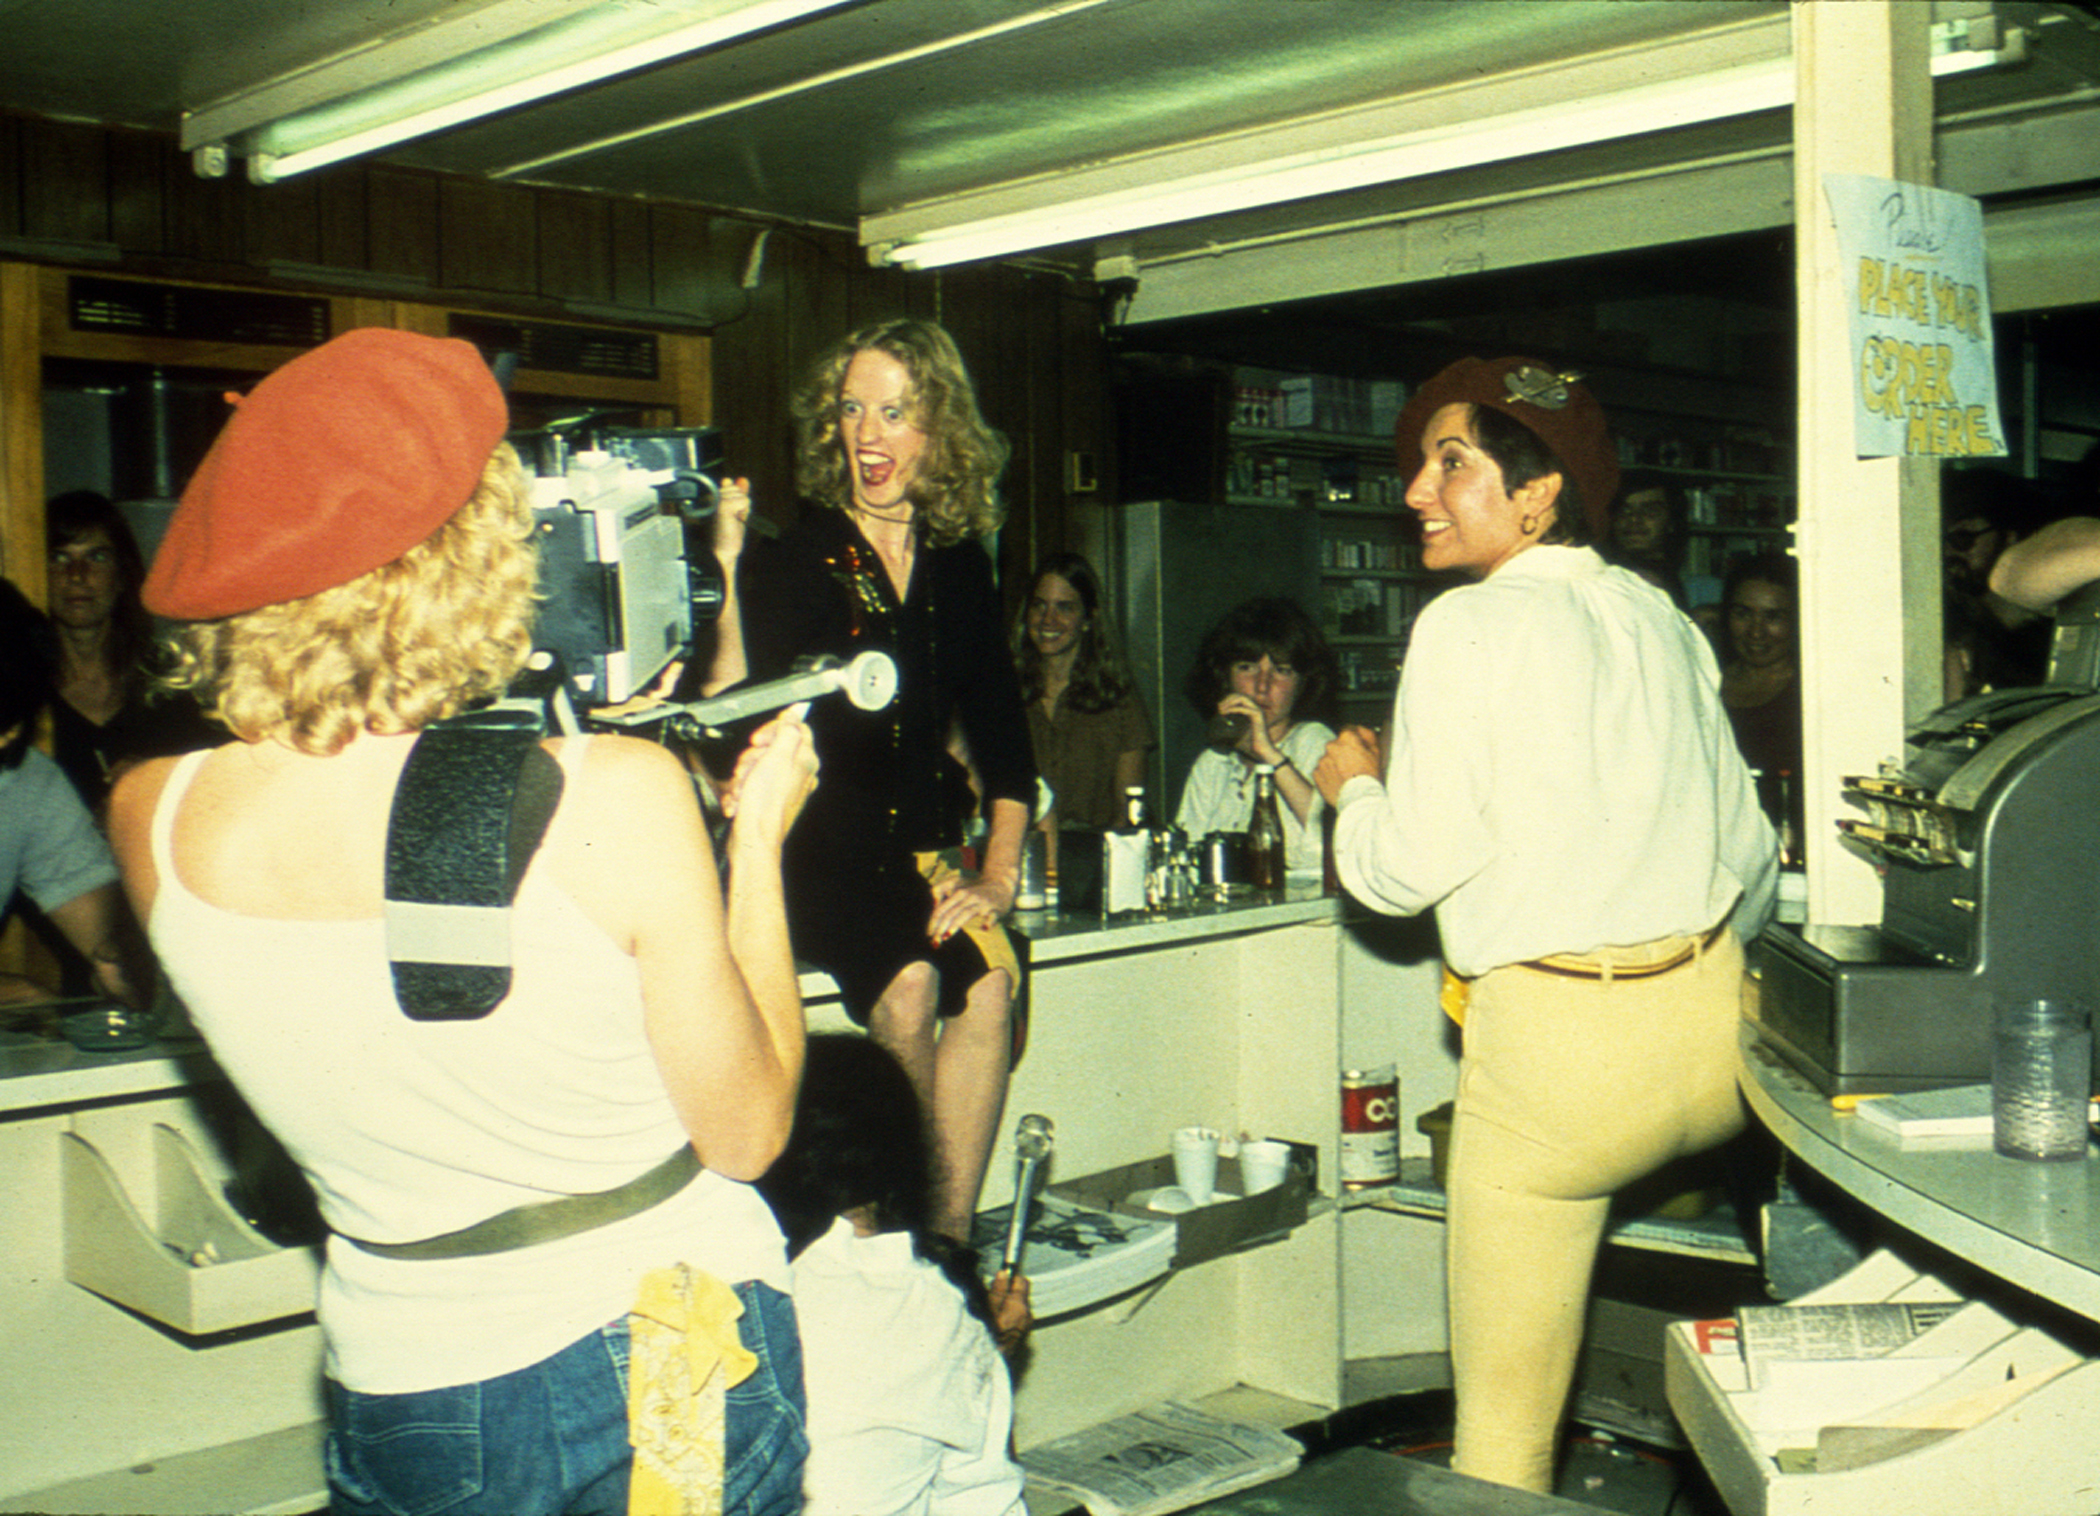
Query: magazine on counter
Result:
<box><xmin>968</xmin><ymin>1192</ymin><xmax>1174</xmax><ymax>1320</ymax></box>
<box><xmin>1019</xmin><ymin>1401</ymin><xmax>1303</xmax><ymax>1516</ymax></box>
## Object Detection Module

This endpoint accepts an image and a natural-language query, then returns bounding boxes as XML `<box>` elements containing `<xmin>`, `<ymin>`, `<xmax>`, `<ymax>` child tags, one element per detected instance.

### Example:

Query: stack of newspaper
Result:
<box><xmin>1020</xmin><ymin>1401</ymin><xmax>1303</xmax><ymax>1515</ymax></box>
<box><xmin>969</xmin><ymin>1192</ymin><xmax>1174</xmax><ymax>1319</ymax></box>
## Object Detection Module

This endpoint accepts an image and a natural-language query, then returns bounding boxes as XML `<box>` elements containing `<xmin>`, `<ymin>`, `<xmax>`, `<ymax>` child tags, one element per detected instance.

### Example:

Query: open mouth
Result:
<box><xmin>858</xmin><ymin>452</ymin><xmax>895</xmax><ymax>489</ymax></box>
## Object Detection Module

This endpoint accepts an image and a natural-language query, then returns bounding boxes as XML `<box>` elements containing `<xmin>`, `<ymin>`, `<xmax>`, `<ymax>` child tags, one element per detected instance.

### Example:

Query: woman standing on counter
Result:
<box><xmin>1315</xmin><ymin>358</ymin><xmax>1776</xmax><ymax>1495</ymax></box>
<box><xmin>109</xmin><ymin>330</ymin><xmax>817</xmax><ymax>1515</ymax></box>
<box><xmin>1014</xmin><ymin>552</ymin><xmax>1151</xmax><ymax>840</ymax></box>
<box><xmin>1175</xmin><ymin>596</ymin><xmax>1338</xmax><ymax>879</ymax></box>
<box><xmin>707</xmin><ymin>319</ymin><xmax>1035</xmax><ymax>1243</ymax></box>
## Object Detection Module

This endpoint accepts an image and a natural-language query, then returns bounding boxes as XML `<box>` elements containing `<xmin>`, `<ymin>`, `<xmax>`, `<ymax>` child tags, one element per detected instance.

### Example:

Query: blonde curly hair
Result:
<box><xmin>166</xmin><ymin>444</ymin><xmax>538</xmax><ymax>755</ymax></box>
<box><xmin>791</xmin><ymin>319</ymin><xmax>1009</xmax><ymax>547</ymax></box>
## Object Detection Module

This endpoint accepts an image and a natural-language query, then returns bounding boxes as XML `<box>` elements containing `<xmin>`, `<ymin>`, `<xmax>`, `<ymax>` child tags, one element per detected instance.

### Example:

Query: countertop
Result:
<box><xmin>6</xmin><ymin>887</ymin><xmax>1348</xmax><ymax>1112</ymax></box>
<box><xmin>798</xmin><ymin>882</ymin><xmax>1343</xmax><ymax>997</ymax></box>
<box><xmin>1740</xmin><ymin>1021</ymin><xmax>2100</xmax><ymax>1324</ymax></box>
<box><xmin>0</xmin><ymin>1026</ymin><xmax>218</xmax><ymax>1116</ymax></box>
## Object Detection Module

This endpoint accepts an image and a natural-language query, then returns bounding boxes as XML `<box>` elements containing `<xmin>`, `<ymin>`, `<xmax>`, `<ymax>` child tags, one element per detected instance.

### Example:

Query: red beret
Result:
<box><xmin>1394</xmin><ymin>357</ymin><xmax>1620</xmax><ymax>542</ymax></box>
<box><xmin>143</xmin><ymin>328</ymin><xmax>508</xmax><ymax>620</ymax></box>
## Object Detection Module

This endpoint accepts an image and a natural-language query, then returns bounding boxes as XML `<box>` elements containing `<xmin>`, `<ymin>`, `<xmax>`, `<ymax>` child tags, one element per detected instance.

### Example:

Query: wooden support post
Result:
<box><xmin>1793</xmin><ymin>0</ymin><xmax>1941</xmax><ymax>927</ymax></box>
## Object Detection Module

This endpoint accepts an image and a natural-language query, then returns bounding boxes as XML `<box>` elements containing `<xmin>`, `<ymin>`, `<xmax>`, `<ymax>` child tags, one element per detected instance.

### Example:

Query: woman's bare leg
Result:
<box><xmin>868</xmin><ymin>961</ymin><xmax>1013</xmax><ymax>1241</ymax></box>
<box><xmin>929</xmin><ymin>968</ymin><xmax>1013</xmax><ymax>1241</ymax></box>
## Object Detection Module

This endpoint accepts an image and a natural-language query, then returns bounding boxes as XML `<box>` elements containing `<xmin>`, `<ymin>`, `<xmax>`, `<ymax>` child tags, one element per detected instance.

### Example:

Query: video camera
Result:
<box><xmin>512</xmin><ymin>417</ymin><xmax>727</xmax><ymax>707</ymax></box>
<box><xmin>503</xmin><ymin>414</ymin><xmax>897</xmax><ymax>744</ymax></box>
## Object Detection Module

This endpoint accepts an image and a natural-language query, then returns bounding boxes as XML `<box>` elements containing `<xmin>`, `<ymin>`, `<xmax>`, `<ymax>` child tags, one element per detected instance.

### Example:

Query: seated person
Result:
<box><xmin>1943</xmin><ymin>468</ymin><xmax>2057</xmax><ymax>695</ymax></box>
<box><xmin>1602</xmin><ymin>469</ymin><xmax>1690</xmax><ymax>609</ymax></box>
<box><xmin>1717</xmin><ymin>553</ymin><xmax>1802</xmax><ymax>845</ymax></box>
<box><xmin>0</xmin><ymin>579</ymin><xmax>152</xmax><ymax>1009</ymax></box>
<box><xmin>758</xmin><ymin>1033</ymin><xmax>1029</xmax><ymax>1516</ymax></box>
<box><xmin>45</xmin><ymin>490</ymin><xmax>223</xmax><ymax>813</ymax></box>
<box><xmin>1174</xmin><ymin>597</ymin><xmax>1338</xmax><ymax>878</ymax></box>
<box><xmin>1013</xmin><ymin>552</ymin><xmax>1152</xmax><ymax>835</ymax></box>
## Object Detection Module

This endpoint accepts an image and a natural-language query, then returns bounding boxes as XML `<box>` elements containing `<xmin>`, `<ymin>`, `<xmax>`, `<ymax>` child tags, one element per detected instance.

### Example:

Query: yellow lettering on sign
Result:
<box><xmin>1861</xmin><ymin>339</ymin><xmax>1963</xmax><ymax>419</ymax></box>
<box><xmin>1903</xmin><ymin>404</ymin><xmax>1998</xmax><ymax>457</ymax></box>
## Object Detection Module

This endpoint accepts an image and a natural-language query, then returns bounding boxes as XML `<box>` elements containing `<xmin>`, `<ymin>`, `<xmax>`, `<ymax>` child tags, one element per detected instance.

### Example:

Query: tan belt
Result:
<box><xmin>1521</xmin><ymin>919</ymin><xmax>1729</xmax><ymax>983</ymax></box>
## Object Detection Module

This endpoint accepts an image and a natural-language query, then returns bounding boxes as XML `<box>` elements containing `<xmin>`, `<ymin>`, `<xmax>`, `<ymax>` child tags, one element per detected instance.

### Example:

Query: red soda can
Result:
<box><xmin>1340</xmin><ymin>1065</ymin><xmax>1399</xmax><ymax>1187</ymax></box>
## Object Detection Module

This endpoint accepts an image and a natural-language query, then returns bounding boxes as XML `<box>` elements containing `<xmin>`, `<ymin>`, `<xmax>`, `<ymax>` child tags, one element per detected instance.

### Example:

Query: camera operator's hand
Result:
<box><xmin>721</xmin><ymin>703</ymin><xmax>819</xmax><ymax>848</ymax></box>
<box><xmin>713</xmin><ymin>477</ymin><xmax>754</xmax><ymax>565</ymax></box>
<box><xmin>588</xmin><ymin>659</ymin><xmax>686</xmax><ymax>724</ymax></box>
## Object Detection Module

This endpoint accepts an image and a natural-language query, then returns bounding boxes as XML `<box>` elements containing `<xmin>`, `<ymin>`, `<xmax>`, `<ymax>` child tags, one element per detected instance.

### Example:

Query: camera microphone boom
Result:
<box><xmin>595</xmin><ymin>651</ymin><xmax>899</xmax><ymax>739</ymax></box>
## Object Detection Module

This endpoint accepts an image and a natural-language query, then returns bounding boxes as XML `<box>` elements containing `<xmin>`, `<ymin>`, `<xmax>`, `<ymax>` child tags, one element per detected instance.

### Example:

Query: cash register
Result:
<box><xmin>1757</xmin><ymin>587</ymin><xmax>2100</xmax><ymax>1095</ymax></box>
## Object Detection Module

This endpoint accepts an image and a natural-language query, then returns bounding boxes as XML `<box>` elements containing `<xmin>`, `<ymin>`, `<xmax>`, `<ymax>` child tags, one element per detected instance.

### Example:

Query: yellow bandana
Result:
<box><xmin>627</xmin><ymin>1265</ymin><xmax>760</xmax><ymax>1515</ymax></box>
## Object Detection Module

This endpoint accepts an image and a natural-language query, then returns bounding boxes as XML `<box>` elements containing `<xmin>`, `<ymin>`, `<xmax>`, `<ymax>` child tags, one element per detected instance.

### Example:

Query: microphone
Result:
<box><xmin>594</xmin><ymin>650</ymin><xmax>898</xmax><ymax>736</ymax></box>
<box><xmin>1002</xmin><ymin>1113</ymin><xmax>1055</xmax><ymax>1273</ymax></box>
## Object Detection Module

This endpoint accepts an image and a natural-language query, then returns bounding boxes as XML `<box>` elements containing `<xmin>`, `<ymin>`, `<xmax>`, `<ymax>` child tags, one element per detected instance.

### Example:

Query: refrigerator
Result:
<box><xmin>1077</xmin><ymin>500</ymin><xmax>1322</xmax><ymax>822</ymax></box>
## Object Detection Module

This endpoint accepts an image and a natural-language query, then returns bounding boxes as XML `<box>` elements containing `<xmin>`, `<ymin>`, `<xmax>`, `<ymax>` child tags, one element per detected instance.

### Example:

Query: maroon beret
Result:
<box><xmin>143</xmin><ymin>328</ymin><xmax>508</xmax><ymax>620</ymax></box>
<box><xmin>1394</xmin><ymin>357</ymin><xmax>1620</xmax><ymax>542</ymax></box>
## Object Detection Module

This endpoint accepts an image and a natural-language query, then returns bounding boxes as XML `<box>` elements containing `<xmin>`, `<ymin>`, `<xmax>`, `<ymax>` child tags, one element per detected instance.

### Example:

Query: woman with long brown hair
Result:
<box><xmin>1012</xmin><ymin>551</ymin><xmax>1151</xmax><ymax>836</ymax></box>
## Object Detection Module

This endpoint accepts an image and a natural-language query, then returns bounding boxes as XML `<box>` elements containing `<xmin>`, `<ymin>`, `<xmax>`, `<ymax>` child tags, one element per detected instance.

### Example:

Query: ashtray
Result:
<box><xmin>59</xmin><ymin>1004</ymin><xmax>161</xmax><ymax>1053</ymax></box>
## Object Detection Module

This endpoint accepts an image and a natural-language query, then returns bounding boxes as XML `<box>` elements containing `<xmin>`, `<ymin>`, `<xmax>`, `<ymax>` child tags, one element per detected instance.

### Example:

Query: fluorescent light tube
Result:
<box><xmin>234</xmin><ymin>0</ymin><xmax>849</xmax><ymax>183</ymax></box>
<box><xmin>875</xmin><ymin>39</ymin><xmax>2009</xmax><ymax>271</ymax></box>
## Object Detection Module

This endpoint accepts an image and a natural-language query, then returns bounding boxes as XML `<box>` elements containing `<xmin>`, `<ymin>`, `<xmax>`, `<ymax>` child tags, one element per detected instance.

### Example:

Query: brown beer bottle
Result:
<box><xmin>1246</xmin><ymin>764</ymin><xmax>1285</xmax><ymax>891</ymax></box>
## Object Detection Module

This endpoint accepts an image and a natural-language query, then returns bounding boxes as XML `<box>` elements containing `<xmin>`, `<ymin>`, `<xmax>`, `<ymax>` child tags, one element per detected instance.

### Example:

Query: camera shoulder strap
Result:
<box><xmin>384</xmin><ymin>716</ymin><xmax>564</xmax><ymax>1021</ymax></box>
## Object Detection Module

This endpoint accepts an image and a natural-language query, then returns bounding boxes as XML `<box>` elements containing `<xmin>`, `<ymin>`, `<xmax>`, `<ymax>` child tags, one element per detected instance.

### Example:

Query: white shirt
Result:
<box><xmin>796</xmin><ymin>1219</ymin><xmax>1025</xmax><ymax>1516</ymax></box>
<box><xmin>1175</xmin><ymin>720</ymin><xmax>1336</xmax><ymax>877</ymax></box>
<box><xmin>1334</xmin><ymin>547</ymin><xmax>1776</xmax><ymax>977</ymax></box>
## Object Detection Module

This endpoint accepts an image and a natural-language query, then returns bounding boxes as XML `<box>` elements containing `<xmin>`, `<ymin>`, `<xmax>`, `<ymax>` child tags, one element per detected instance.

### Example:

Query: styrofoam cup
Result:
<box><xmin>1239</xmin><ymin>1138</ymin><xmax>1292</xmax><ymax>1194</ymax></box>
<box><xmin>1171</xmin><ymin>1126</ymin><xmax>1220</xmax><ymax>1204</ymax></box>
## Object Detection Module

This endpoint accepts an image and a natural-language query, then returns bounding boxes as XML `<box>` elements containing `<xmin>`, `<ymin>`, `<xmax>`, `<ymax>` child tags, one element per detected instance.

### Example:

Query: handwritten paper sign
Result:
<box><xmin>1824</xmin><ymin>174</ymin><xmax>2005</xmax><ymax>459</ymax></box>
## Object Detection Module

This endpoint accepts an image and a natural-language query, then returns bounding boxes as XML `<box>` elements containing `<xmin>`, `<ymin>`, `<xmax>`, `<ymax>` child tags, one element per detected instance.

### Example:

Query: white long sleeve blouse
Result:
<box><xmin>1332</xmin><ymin>546</ymin><xmax>1777</xmax><ymax>978</ymax></box>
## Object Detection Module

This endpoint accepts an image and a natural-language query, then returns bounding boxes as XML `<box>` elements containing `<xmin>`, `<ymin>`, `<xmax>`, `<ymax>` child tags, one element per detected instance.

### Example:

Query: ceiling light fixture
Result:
<box><xmin>866</xmin><ymin>24</ymin><xmax>2014</xmax><ymax>272</ymax></box>
<box><xmin>183</xmin><ymin>0</ymin><xmax>851</xmax><ymax>184</ymax></box>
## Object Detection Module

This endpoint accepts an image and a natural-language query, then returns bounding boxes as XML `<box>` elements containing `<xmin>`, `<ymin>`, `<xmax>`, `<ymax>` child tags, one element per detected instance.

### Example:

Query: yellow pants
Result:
<box><xmin>1446</xmin><ymin>927</ymin><xmax>1747</xmax><ymax>1493</ymax></box>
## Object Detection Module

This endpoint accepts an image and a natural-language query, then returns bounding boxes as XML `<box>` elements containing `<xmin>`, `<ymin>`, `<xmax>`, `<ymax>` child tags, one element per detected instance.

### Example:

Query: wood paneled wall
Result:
<box><xmin>0</xmin><ymin>110</ymin><xmax>1113</xmax><ymax>988</ymax></box>
<box><xmin>0</xmin><ymin>111</ymin><xmax>1111</xmax><ymax>600</ymax></box>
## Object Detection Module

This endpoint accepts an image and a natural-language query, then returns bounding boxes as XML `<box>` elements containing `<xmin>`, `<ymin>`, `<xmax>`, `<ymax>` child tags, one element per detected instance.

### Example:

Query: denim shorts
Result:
<box><xmin>327</xmin><ymin>1280</ymin><xmax>806</xmax><ymax>1516</ymax></box>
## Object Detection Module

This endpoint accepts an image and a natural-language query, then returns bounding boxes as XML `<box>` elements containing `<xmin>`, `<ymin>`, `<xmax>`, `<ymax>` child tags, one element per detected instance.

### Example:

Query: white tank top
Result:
<box><xmin>149</xmin><ymin>739</ymin><xmax>788</xmax><ymax>1393</ymax></box>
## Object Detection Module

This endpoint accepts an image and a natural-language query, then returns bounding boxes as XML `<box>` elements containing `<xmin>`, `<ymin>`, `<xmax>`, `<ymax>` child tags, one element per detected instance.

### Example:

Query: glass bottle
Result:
<box><xmin>1246</xmin><ymin>764</ymin><xmax>1285</xmax><ymax>891</ymax></box>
